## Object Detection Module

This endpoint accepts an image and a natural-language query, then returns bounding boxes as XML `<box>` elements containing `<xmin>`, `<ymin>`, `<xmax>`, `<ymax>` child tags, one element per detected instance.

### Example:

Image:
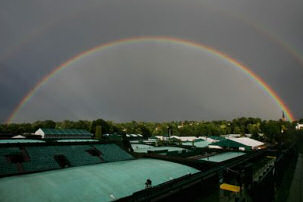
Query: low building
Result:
<box><xmin>296</xmin><ymin>123</ymin><xmax>303</xmax><ymax>130</ymax></box>
<box><xmin>224</xmin><ymin>134</ymin><xmax>253</xmax><ymax>138</ymax></box>
<box><xmin>126</xmin><ymin>134</ymin><xmax>143</xmax><ymax>141</ymax></box>
<box><xmin>156</xmin><ymin>134</ymin><xmax>170</xmax><ymax>141</ymax></box>
<box><xmin>204</xmin><ymin>136</ymin><xmax>225</xmax><ymax>143</ymax></box>
<box><xmin>170</xmin><ymin>136</ymin><xmax>203</xmax><ymax>142</ymax></box>
<box><xmin>103</xmin><ymin>133</ymin><xmax>122</xmax><ymax>141</ymax></box>
<box><xmin>12</xmin><ymin>135</ymin><xmax>26</xmax><ymax>139</ymax></box>
<box><xmin>0</xmin><ymin>141</ymin><xmax>199</xmax><ymax>202</ymax></box>
<box><xmin>227</xmin><ymin>137</ymin><xmax>264</xmax><ymax>150</ymax></box>
<box><xmin>131</xmin><ymin>143</ymin><xmax>187</xmax><ymax>154</ymax></box>
<box><xmin>35</xmin><ymin>128</ymin><xmax>92</xmax><ymax>139</ymax></box>
<box><xmin>200</xmin><ymin>152</ymin><xmax>246</xmax><ymax>162</ymax></box>
<box><xmin>182</xmin><ymin>139</ymin><xmax>211</xmax><ymax>148</ymax></box>
<box><xmin>209</xmin><ymin>139</ymin><xmax>251</xmax><ymax>150</ymax></box>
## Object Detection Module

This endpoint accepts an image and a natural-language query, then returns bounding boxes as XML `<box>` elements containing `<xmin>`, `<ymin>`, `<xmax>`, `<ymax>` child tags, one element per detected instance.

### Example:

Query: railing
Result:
<box><xmin>253</xmin><ymin>157</ymin><xmax>275</xmax><ymax>182</ymax></box>
<box><xmin>116</xmin><ymin>167</ymin><xmax>221</xmax><ymax>202</ymax></box>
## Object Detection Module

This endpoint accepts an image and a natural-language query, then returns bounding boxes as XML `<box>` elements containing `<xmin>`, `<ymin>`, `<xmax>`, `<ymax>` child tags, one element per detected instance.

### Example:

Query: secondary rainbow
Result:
<box><xmin>6</xmin><ymin>36</ymin><xmax>295</xmax><ymax>123</ymax></box>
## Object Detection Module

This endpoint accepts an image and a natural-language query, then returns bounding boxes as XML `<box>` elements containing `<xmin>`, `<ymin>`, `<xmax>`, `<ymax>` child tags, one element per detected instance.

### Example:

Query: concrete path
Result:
<box><xmin>287</xmin><ymin>153</ymin><xmax>303</xmax><ymax>202</ymax></box>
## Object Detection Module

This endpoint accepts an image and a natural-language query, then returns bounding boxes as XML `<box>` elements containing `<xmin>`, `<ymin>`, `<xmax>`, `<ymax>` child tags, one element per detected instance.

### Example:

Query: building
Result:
<box><xmin>204</xmin><ymin>136</ymin><xmax>225</xmax><ymax>143</ymax></box>
<box><xmin>209</xmin><ymin>138</ymin><xmax>251</xmax><ymax>150</ymax></box>
<box><xmin>0</xmin><ymin>141</ymin><xmax>199</xmax><ymax>202</ymax></box>
<box><xmin>170</xmin><ymin>136</ymin><xmax>203</xmax><ymax>142</ymax></box>
<box><xmin>296</xmin><ymin>123</ymin><xmax>303</xmax><ymax>130</ymax></box>
<box><xmin>12</xmin><ymin>135</ymin><xmax>26</xmax><ymax>139</ymax></box>
<box><xmin>226</xmin><ymin>137</ymin><xmax>264</xmax><ymax>150</ymax></box>
<box><xmin>35</xmin><ymin>128</ymin><xmax>93</xmax><ymax>139</ymax></box>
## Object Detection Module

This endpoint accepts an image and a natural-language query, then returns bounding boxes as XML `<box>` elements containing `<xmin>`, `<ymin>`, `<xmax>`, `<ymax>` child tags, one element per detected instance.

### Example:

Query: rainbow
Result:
<box><xmin>6</xmin><ymin>36</ymin><xmax>295</xmax><ymax>123</ymax></box>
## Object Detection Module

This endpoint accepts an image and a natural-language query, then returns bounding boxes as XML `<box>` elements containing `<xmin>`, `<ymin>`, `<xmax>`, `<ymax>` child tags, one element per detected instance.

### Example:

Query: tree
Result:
<box><xmin>247</xmin><ymin>123</ymin><xmax>259</xmax><ymax>135</ymax></box>
<box><xmin>139</xmin><ymin>125</ymin><xmax>151</xmax><ymax>139</ymax></box>
<box><xmin>233</xmin><ymin>126</ymin><xmax>241</xmax><ymax>134</ymax></box>
<box><xmin>261</xmin><ymin>121</ymin><xmax>281</xmax><ymax>143</ymax></box>
<box><xmin>90</xmin><ymin>119</ymin><xmax>110</xmax><ymax>134</ymax></box>
<box><xmin>32</xmin><ymin>120</ymin><xmax>56</xmax><ymax>131</ymax></box>
<box><xmin>95</xmin><ymin>125</ymin><xmax>102</xmax><ymax>140</ymax></box>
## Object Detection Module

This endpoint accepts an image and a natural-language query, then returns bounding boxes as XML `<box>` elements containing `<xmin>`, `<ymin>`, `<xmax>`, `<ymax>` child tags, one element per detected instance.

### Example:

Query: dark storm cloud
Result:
<box><xmin>0</xmin><ymin>0</ymin><xmax>303</xmax><ymax>122</ymax></box>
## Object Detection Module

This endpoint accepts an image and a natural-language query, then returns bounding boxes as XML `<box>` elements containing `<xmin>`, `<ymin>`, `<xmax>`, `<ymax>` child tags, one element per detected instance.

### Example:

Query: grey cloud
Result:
<box><xmin>1</xmin><ymin>0</ymin><xmax>302</xmax><ymax>122</ymax></box>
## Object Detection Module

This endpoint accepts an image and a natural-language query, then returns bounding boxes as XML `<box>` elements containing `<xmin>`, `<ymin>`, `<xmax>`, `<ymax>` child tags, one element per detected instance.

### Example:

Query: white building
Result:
<box><xmin>296</xmin><ymin>123</ymin><xmax>303</xmax><ymax>130</ymax></box>
<box><xmin>226</xmin><ymin>137</ymin><xmax>264</xmax><ymax>150</ymax></box>
<box><xmin>12</xmin><ymin>135</ymin><xmax>26</xmax><ymax>139</ymax></box>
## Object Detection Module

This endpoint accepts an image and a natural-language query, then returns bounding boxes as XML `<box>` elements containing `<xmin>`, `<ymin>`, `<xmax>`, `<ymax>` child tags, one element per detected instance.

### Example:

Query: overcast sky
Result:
<box><xmin>1</xmin><ymin>0</ymin><xmax>303</xmax><ymax>123</ymax></box>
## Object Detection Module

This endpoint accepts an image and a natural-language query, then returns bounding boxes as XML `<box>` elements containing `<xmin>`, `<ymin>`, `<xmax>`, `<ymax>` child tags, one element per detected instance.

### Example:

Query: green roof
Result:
<box><xmin>209</xmin><ymin>136</ymin><xmax>225</xmax><ymax>141</ymax></box>
<box><xmin>131</xmin><ymin>144</ymin><xmax>186</xmax><ymax>153</ymax></box>
<box><xmin>0</xmin><ymin>159</ymin><xmax>199</xmax><ymax>202</ymax></box>
<box><xmin>41</xmin><ymin>129</ymin><xmax>92</xmax><ymax>136</ymax></box>
<box><xmin>56</xmin><ymin>139</ymin><xmax>98</xmax><ymax>143</ymax></box>
<box><xmin>184</xmin><ymin>141</ymin><xmax>210</xmax><ymax>148</ymax></box>
<box><xmin>0</xmin><ymin>144</ymin><xmax>133</xmax><ymax>176</ymax></box>
<box><xmin>0</xmin><ymin>139</ymin><xmax>44</xmax><ymax>144</ymax></box>
<box><xmin>181</xmin><ymin>141</ymin><xmax>193</xmax><ymax>145</ymax></box>
<box><xmin>210</xmin><ymin>139</ymin><xmax>250</xmax><ymax>149</ymax></box>
<box><xmin>200</xmin><ymin>152</ymin><xmax>245</xmax><ymax>162</ymax></box>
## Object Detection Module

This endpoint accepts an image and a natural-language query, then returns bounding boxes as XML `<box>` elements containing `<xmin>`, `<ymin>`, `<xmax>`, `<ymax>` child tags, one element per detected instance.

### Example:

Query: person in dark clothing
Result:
<box><xmin>145</xmin><ymin>179</ymin><xmax>152</xmax><ymax>188</ymax></box>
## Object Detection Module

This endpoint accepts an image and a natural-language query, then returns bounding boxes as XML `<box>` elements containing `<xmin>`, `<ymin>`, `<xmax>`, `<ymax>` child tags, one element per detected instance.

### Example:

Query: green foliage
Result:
<box><xmin>139</xmin><ymin>125</ymin><xmax>151</xmax><ymax>139</ymax></box>
<box><xmin>90</xmin><ymin>119</ymin><xmax>110</xmax><ymax>134</ymax></box>
<box><xmin>0</xmin><ymin>117</ymin><xmax>299</xmax><ymax>145</ymax></box>
<box><xmin>56</xmin><ymin>120</ymin><xmax>90</xmax><ymax>130</ymax></box>
<box><xmin>95</xmin><ymin>125</ymin><xmax>102</xmax><ymax>140</ymax></box>
<box><xmin>261</xmin><ymin>120</ymin><xmax>281</xmax><ymax>142</ymax></box>
<box><xmin>32</xmin><ymin>120</ymin><xmax>56</xmax><ymax>131</ymax></box>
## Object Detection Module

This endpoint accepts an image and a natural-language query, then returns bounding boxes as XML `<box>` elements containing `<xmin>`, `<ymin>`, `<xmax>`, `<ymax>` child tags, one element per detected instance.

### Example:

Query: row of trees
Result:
<box><xmin>0</xmin><ymin>117</ymin><xmax>302</xmax><ymax>143</ymax></box>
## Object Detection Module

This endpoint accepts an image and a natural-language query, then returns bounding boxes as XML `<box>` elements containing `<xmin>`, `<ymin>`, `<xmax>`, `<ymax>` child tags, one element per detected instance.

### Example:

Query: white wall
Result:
<box><xmin>34</xmin><ymin>128</ymin><xmax>45</xmax><ymax>138</ymax></box>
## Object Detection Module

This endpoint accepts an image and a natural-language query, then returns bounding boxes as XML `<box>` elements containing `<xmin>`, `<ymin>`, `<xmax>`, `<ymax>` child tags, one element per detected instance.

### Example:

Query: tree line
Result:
<box><xmin>1</xmin><ymin>117</ymin><xmax>302</xmax><ymax>143</ymax></box>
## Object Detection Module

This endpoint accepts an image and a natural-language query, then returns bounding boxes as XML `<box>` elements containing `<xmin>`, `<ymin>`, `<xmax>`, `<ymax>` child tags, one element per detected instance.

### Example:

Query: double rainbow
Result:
<box><xmin>6</xmin><ymin>36</ymin><xmax>295</xmax><ymax>123</ymax></box>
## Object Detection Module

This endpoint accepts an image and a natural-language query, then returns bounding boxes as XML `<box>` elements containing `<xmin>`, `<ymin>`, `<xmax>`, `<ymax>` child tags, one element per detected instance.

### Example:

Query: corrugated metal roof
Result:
<box><xmin>41</xmin><ymin>129</ymin><xmax>92</xmax><ymax>136</ymax></box>
<box><xmin>227</xmin><ymin>137</ymin><xmax>264</xmax><ymax>147</ymax></box>
<box><xmin>210</xmin><ymin>139</ymin><xmax>250</xmax><ymax>149</ymax></box>
<box><xmin>131</xmin><ymin>144</ymin><xmax>186</xmax><ymax>153</ymax></box>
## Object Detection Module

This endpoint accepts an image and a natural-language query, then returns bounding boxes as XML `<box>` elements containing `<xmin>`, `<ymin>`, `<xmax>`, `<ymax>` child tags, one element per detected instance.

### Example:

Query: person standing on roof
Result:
<box><xmin>145</xmin><ymin>179</ymin><xmax>152</xmax><ymax>188</ymax></box>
